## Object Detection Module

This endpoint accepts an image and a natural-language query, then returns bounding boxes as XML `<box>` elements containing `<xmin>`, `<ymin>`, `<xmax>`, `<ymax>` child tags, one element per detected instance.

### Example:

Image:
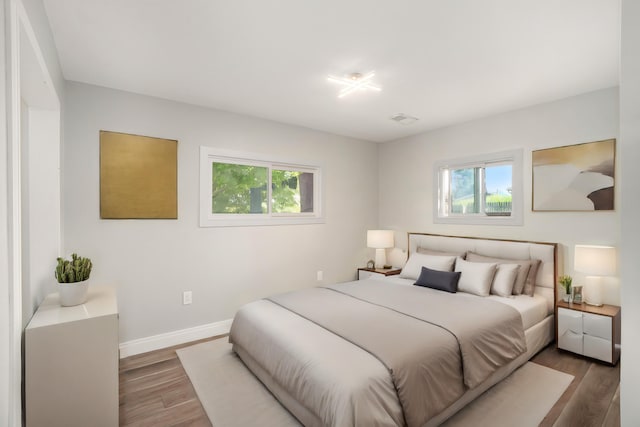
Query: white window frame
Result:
<box><xmin>434</xmin><ymin>149</ymin><xmax>523</xmax><ymax>226</ymax></box>
<box><xmin>199</xmin><ymin>147</ymin><xmax>323</xmax><ymax>227</ymax></box>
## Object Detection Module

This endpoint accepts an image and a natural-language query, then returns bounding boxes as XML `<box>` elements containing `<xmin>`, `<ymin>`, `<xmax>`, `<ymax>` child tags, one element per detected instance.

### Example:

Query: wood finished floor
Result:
<box><xmin>119</xmin><ymin>336</ymin><xmax>620</xmax><ymax>427</ymax></box>
<box><xmin>119</xmin><ymin>337</ymin><xmax>217</xmax><ymax>427</ymax></box>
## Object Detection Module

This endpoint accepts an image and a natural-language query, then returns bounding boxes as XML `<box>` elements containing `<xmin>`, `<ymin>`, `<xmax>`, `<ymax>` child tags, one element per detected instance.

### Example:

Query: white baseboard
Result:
<box><xmin>119</xmin><ymin>318</ymin><xmax>233</xmax><ymax>359</ymax></box>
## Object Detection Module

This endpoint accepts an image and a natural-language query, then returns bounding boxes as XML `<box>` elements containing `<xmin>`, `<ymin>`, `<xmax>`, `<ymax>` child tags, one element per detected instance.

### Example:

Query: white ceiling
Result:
<box><xmin>42</xmin><ymin>0</ymin><xmax>619</xmax><ymax>143</ymax></box>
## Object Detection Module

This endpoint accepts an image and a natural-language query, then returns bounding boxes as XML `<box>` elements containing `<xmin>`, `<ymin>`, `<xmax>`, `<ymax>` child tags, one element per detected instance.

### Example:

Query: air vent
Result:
<box><xmin>390</xmin><ymin>113</ymin><xmax>419</xmax><ymax>125</ymax></box>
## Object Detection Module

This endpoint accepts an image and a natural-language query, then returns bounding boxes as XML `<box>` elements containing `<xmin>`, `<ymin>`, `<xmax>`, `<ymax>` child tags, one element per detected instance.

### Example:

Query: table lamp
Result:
<box><xmin>367</xmin><ymin>230</ymin><xmax>394</xmax><ymax>269</ymax></box>
<box><xmin>574</xmin><ymin>244</ymin><xmax>616</xmax><ymax>306</ymax></box>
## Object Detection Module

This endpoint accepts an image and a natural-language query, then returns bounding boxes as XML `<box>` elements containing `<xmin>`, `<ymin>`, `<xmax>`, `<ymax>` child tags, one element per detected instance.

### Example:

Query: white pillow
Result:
<box><xmin>400</xmin><ymin>253</ymin><xmax>457</xmax><ymax>280</ymax></box>
<box><xmin>490</xmin><ymin>264</ymin><xmax>520</xmax><ymax>297</ymax></box>
<box><xmin>455</xmin><ymin>257</ymin><xmax>497</xmax><ymax>297</ymax></box>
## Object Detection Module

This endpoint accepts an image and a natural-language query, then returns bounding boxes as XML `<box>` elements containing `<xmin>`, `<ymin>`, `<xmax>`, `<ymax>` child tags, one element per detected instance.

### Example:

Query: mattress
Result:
<box><xmin>230</xmin><ymin>279</ymin><xmax>536</xmax><ymax>427</ymax></box>
<box><xmin>233</xmin><ymin>306</ymin><xmax>555</xmax><ymax>427</ymax></box>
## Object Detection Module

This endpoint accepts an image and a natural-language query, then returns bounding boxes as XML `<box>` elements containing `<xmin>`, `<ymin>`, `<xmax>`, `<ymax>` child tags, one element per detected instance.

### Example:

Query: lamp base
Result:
<box><xmin>374</xmin><ymin>248</ymin><xmax>387</xmax><ymax>269</ymax></box>
<box><xmin>584</xmin><ymin>276</ymin><xmax>604</xmax><ymax>307</ymax></box>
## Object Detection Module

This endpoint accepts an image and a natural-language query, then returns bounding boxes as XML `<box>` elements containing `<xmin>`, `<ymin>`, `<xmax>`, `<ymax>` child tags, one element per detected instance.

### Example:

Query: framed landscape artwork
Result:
<box><xmin>532</xmin><ymin>139</ymin><xmax>615</xmax><ymax>211</ymax></box>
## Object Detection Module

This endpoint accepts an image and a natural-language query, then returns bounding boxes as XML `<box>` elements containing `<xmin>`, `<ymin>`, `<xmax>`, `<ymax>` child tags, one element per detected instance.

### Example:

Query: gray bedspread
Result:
<box><xmin>229</xmin><ymin>280</ymin><xmax>526</xmax><ymax>427</ymax></box>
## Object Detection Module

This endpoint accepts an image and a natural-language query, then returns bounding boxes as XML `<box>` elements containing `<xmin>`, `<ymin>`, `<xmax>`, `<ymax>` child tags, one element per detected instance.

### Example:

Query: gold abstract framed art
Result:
<box><xmin>532</xmin><ymin>139</ymin><xmax>615</xmax><ymax>211</ymax></box>
<box><xmin>100</xmin><ymin>131</ymin><xmax>178</xmax><ymax>219</ymax></box>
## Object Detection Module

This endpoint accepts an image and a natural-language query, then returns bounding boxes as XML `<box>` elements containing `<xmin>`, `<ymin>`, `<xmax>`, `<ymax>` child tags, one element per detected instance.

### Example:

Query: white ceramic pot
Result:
<box><xmin>58</xmin><ymin>280</ymin><xmax>89</xmax><ymax>307</ymax></box>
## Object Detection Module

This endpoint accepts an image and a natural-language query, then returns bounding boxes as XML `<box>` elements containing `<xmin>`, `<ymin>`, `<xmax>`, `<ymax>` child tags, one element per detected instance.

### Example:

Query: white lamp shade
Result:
<box><xmin>367</xmin><ymin>230</ymin><xmax>394</xmax><ymax>249</ymax></box>
<box><xmin>574</xmin><ymin>245</ymin><xmax>617</xmax><ymax>276</ymax></box>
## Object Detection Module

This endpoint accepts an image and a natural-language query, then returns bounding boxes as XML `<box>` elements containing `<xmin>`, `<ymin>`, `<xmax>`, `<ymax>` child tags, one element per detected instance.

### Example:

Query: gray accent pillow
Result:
<box><xmin>414</xmin><ymin>266</ymin><xmax>461</xmax><ymax>293</ymax></box>
<box><xmin>465</xmin><ymin>252</ymin><xmax>534</xmax><ymax>296</ymax></box>
<box><xmin>522</xmin><ymin>259</ymin><xmax>542</xmax><ymax>296</ymax></box>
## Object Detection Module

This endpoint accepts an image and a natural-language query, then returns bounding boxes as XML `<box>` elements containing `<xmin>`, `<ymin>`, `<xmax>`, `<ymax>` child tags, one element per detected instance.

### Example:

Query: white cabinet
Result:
<box><xmin>25</xmin><ymin>286</ymin><xmax>119</xmax><ymax>427</ymax></box>
<box><xmin>583</xmin><ymin>312</ymin><xmax>612</xmax><ymax>340</ymax></box>
<box><xmin>358</xmin><ymin>269</ymin><xmax>379</xmax><ymax>280</ymax></box>
<box><xmin>584</xmin><ymin>335</ymin><xmax>613</xmax><ymax>362</ymax></box>
<box><xmin>556</xmin><ymin>302</ymin><xmax>620</xmax><ymax>364</ymax></box>
<box><xmin>357</xmin><ymin>268</ymin><xmax>401</xmax><ymax>280</ymax></box>
<box><xmin>558</xmin><ymin>308</ymin><xmax>583</xmax><ymax>355</ymax></box>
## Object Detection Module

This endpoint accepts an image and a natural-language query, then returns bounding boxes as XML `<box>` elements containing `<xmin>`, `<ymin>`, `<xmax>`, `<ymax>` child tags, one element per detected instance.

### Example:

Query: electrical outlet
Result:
<box><xmin>183</xmin><ymin>291</ymin><xmax>192</xmax><ymax>305</ymax></box>
<box><xmin>317</xmin><ymin>271</ymin><xmax>323</xmax><ymax>281</ymax></box>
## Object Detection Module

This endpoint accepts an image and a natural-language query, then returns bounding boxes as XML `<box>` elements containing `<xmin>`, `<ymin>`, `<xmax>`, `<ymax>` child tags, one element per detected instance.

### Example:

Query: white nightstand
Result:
<box><xmin>556</xmin><ymin>300</ymin><xmax>621</xmax><ymax>365</ymax></box>
<box><xmin>25</xmin><ymin>286</ymin><xmax>119</xmax><ymax>426</ymax></box>
<box><xmin>357</xmin><ymin>268</ymin><xmax>401</xmax><ymax>280</ymax></box>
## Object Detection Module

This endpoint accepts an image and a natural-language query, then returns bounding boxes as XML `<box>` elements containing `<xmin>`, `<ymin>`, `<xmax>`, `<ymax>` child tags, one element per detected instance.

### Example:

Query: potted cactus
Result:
<box><xmin>55</xmin><ymin>253</ymin><xmax>92</xmax><ymax>306</ymax></box>
<box><xmin>559</xmin><ymin>275</ymin><xmax>572</xmax><ymax>303</ymax></box>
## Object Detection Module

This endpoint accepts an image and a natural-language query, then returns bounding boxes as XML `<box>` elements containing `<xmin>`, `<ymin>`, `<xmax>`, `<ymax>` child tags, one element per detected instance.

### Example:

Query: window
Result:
<box><xmin>211</xmin><ymin>162</ymin><xmax>268</xmax><ymax>214</ymax></box>
<box><xmin>435</xmin><ymin>149</ymin><xmax>522</xmax><ymax>225</ymax></box>
<box><xmin>200</xmin><ymin>147</ymin><xmax>322</xmax><ymax>227</ymax></box>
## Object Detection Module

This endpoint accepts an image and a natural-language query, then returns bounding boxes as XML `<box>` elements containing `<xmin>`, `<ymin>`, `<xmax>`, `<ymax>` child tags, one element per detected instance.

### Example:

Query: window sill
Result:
<box><xmin>434</xmin><ymin>215</ymin><xmax>522</xmax><ymax>226</ymax></box>
<box><xmin>199</xmin><ymin>216</ymin><xmax>325</xmax><ymax>228</ymax></box>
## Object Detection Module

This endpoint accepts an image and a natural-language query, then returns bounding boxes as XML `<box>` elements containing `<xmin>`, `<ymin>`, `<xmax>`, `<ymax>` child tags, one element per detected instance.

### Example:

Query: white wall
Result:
<box><xmin>14</xmin><ymin>0</ymin><xmax>62</xmax><ymax>325</ymax></box>
<box><xmin>1</xmin><ymin>1</ymin><xmax>11</xmax><ymax>422</ymax></box>
<box><xmin>20</xmin><ymin>0</ymin><xmax>63</xmax><ymax>97</ymax></box>
<box><xmin>21</xmin><ymin>107</ymin><xmax>61</xmax><ymax>327</ymax></box>
<box><xmin>2</xmin><ymin>0</ymin><xmax>63</xmax><ymax>425</ymax></box>
<box><xmin>620</xmin><ymin>1</ymin><xmax>640</xmax><ymax>425</ymax></box>
<box><xmin>63</xmin><ymin>81</ymin><xmax>379</xmax><ymax>343</ymax></box>
<box><xmin>379</xmin><ymin>88</ymin><xmax>620</xmax><ymax>305</ymax></box>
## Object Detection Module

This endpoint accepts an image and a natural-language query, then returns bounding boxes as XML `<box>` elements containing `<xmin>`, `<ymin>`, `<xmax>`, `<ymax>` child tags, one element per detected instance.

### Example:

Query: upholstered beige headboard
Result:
<box><xmin>408</xmin><ymin>233</ymin><xmax>558</xmax><ymax>310</ymax></box>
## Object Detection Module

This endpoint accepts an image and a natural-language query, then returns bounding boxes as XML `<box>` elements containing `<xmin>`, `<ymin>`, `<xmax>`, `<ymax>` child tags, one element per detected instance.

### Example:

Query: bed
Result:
<box><xmin>229</xmin><ymin>233</ymin><xmax>558</xmax><ymax>427</ymax></box>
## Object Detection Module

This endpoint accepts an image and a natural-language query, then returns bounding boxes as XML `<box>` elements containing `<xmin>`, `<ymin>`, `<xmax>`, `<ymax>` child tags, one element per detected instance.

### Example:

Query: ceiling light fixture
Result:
<box><xmin>327</xmin><ymin>71</ymin><xmax>381</xmax><ymax>98</ymax></box>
